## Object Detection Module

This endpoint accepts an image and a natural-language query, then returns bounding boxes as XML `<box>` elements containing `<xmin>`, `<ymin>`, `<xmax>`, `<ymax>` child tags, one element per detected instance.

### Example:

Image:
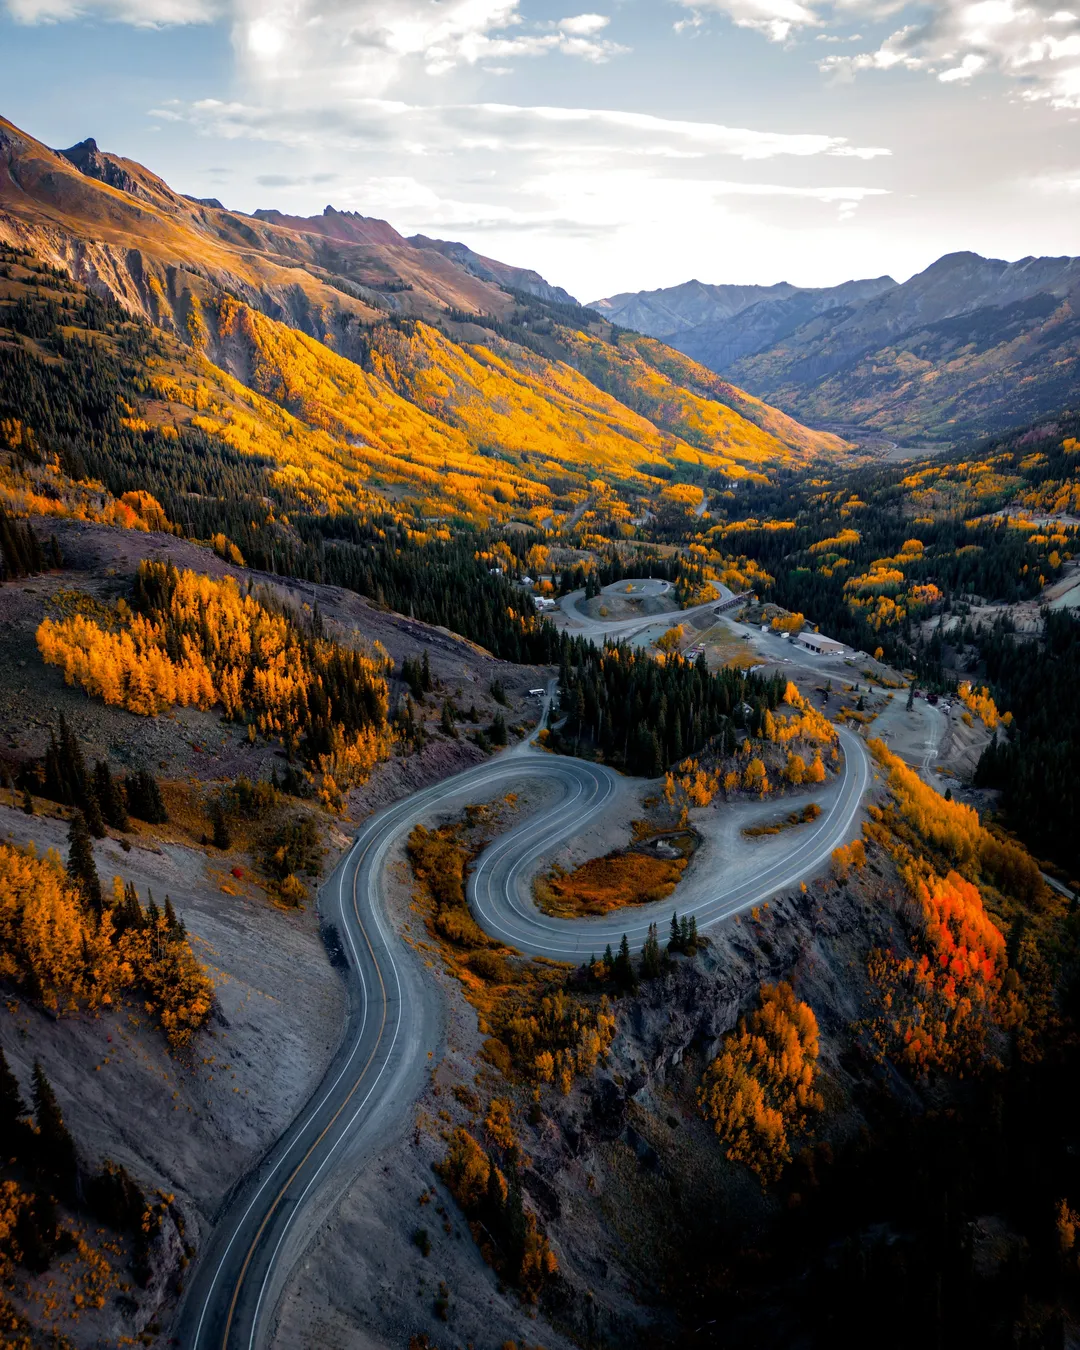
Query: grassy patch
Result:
<box><xmin>534</xmin><ymin>831</ymin><xmax>696</xmax><ymax>917</ymax></box>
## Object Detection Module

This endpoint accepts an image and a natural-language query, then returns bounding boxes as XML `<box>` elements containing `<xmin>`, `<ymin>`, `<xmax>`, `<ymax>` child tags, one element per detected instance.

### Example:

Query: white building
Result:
<box><xmin>796</xmin><ymin>632</ymin><xmax>847</xmax><ymax>657</ymax></box>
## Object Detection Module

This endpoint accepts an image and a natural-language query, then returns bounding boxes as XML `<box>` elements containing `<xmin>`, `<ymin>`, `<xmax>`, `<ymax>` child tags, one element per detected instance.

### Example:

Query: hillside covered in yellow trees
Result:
<box><xmin>0</xmin><ymin>113</ymin><xmax>845</xmax><ymax>537</ymax></box>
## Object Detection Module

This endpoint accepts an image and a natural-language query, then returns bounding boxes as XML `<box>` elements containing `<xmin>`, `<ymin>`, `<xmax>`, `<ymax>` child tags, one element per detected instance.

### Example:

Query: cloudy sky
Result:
<box><xmin>3</xmin><ymin>0</ymin><xmax>1079</xmax><ymax>299</ymax></box>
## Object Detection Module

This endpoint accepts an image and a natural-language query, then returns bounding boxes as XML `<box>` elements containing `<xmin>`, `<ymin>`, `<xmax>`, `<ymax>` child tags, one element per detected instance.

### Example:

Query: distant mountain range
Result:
<box><xmin>588</xmin><ymin>275</ymin><xmax>897</xmax><ymax>367</ymax></box>
<box><xmin>590</xmin><ymin>253</ymin><xmax>1080</xmax><ymax>444</ymax></box>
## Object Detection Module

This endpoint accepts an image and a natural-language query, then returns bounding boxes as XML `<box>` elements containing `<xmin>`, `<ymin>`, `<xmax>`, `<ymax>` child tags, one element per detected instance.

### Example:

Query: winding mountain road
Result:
<box><xmin>176</xmin><ymin>716</ymin><xmax>871</xmax><ymax>1349</ymax></box>
<box><xmin>556</xmin><ymin>579</ymin><xmax>730</xmax><ymax>643</ymax></box>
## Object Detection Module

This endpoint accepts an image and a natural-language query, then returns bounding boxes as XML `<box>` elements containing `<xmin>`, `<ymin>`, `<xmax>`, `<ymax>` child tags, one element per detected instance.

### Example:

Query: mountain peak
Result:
<box><xmin>250</xmin><ymin>206</ymin><xmax>405</xmax><ymax>247</ymax></box>
<box><xmin>57</xmin><ymin>134</ymin><xmax>188</xmax><ymax>212</ymax></box>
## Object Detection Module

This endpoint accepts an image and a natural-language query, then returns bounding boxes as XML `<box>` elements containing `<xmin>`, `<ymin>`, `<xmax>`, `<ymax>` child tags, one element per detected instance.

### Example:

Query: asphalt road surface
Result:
<box><xmin>176</xmin><ymin>710</ymin><xmax>871</xmax><ymax>1349</ymax></box>
<box><xmin>556</xmin><ymin>580</ymin><xmax>731</xmax><ymax>643</ymax></box>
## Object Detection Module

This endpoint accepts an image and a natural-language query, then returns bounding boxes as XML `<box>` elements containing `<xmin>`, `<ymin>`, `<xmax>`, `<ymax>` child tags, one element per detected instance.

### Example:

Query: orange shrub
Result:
<box><xmin>534</xmin><ymin>850</ymin><xmax>686</xmax><ymax>917</ymax></box>
<box><xmin>831</xmin><ymin>839</ymin><xmax>867</xmax><ymax>880</ymax></box>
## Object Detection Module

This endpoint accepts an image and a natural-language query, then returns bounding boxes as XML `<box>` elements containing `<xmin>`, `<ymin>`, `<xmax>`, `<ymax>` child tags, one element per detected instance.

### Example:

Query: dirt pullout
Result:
<box><xmin>580</xmin><ymin>590</ymin><xmax>679</xmax><ymax>622</ymax></box>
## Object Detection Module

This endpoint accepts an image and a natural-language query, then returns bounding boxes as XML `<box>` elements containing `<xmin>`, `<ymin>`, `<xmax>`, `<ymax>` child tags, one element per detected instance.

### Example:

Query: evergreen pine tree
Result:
<box><xmin>164</xmin><ymin>896</ymin><xmax>185</xmax><ymax>937</ymax></box>
<box><xmin>125</xmin><ymin>769</ymin><xmax>168</xmax><ymax>824</ymax></box>
<box><xmin>45</xmin><ymin>717</ymin><xmax>105</xmax><ymax>835</ymax></box>
<box><xmin>614</xmin><ymin>933</ymin><xmax>636</xmax><ymax>991</ymax></box>
<box><xmin>14</xmin><ymin>1190</ymin><xmax>59</xmax><ymax>1273</ymax></box>
<box><xmin>490</xmin><ymin>712</ymin><xmax>508</xmax><ymax>747</ymax></box>
<box><xmin>669</xmin><ymin>912</ymin><xmax>681</xmax><ymax>952</ymax></box>
<box><xmin>67</xmin><ymin>809</ymin><xmax>102</xmax><ymax>915</ymax></box>
<box><xmin>83</xmin><ymin>788</ymin><xmax>106</xmax><ymax>840</ymax></box>
<box><xmin>1</xmin><ymin>1044</ymin><xmax>29</xmax><ymax>1144</ymax></box>
<box><xmin>640</xmin><ymin>922</ymin><xmax>662</xmax><ymax>979</ymax></box>
<box><xmin>603</xmin><ymin>944</ymin><xmax>615</xmax><ymax>979</ymax></box>
<box><xmin>92</xmin><ymin>760</ymin><xmax>128</xmax><ymax>831</ymax></box>
<box><xmin>31</xmin><ymin>1062</ymin><xmax>77</xmax><ymax>1197</ymax></box>
<box><xmin>440</xmin><ymin>699</ymin><xmax>457</xmax><ymax>737</ymax></box>
<box><xmin>502</xmin><ymin>1169</ymin><xmax>528</xmax><ymax>1277</ymax></box>
<box><xmin>211</xmin><ymin>804</ymin><xmax>231</xmax><ymax>850</ymax></box>
<box><xmin>421</xmin><ymin>650</ymin><xmax>433</xmax><ymax>693</ymax></box>
<box><xmin>43</xmin><ymin>730</ymin><xmax>65</xmax><ymax>802</ymax></box>
<box><xmin>86</xmin><ymin>1160</ymin><xmax>146</xmax><ymax>1234</ymax></box>
<box><xmin>22</xmin><ymin>786</ymin><xmax>33</xmax><ymax>815</ymax></box>
<box><xmin>145</xmin><ymin>891</ymin><xmax>161</xmax><ymax>930</ymax></box>
<box><xmin>113</xmin><ymin>881</ymin><xmax>143</xmax><ymax>936</ymax></box>
<box><xmin>57</xmin><ymin>715</ymin><xmax>87</xmax><ymax>802</ymax></box>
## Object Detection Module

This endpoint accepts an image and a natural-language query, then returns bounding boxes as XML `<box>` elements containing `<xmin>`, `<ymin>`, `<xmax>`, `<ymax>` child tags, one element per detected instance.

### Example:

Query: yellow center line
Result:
<box><xmin>220</xmin><ymin>841</ymin><xmax>390</xmax><ymax>1348</ymax></box>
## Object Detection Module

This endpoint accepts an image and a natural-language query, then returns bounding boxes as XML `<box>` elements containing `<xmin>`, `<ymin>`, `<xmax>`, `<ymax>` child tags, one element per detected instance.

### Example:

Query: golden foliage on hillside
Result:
<box><xmin>579</xmin><ymin>330</ymin><xmax>848</xmax><ymax>462</ymax></box>
<box><xmin>36</xmin><ymin>563</ymin><xmax>392</xmax><ymax>797</ymax></box>
<box><xmin>863</xmin><ymin>864</ymin><xmax>1007</xmax><ymax>1076</ymax></box>
<box><xmin>406</xmin><ymin>813</ymin><xmax>616</xmax><ymax>1096</ymax></box>
<box><xmin>859</xmin><ymin>740</ymin><xmax>1051</xmax><ymax>1075</ymax></box>
<box><xmin>957</xmin><ymin>680</ymin><xmax>1011</xmax><ymax>731</ymax></box>
<box><xmin>0</xmin><ymin>440</ymin><xmax>171</xmax><ymax>535</ymax></box>
<box><xmin>662</xmin><ymin>682</ymin><xmax>833</xmax><ymax>814</ymax></box>
<box><xmin>699</xmin><ymin>981</ymin><xmax>823</xmax><ymax>1183</ymax></box>
<box><xmin>435</xmin><ymin>1126</ymin><xmax>558</xmax><ymax>1300</ymax></box>
<box><xmin>132</xmin><ymin>294</ymin><xmax>824</xmax><ymax>528</ymax></box>
<box><xmin>0</xmin><ymin>844</ymin><xmax>212</xmax><ymax>1047</ymax></box>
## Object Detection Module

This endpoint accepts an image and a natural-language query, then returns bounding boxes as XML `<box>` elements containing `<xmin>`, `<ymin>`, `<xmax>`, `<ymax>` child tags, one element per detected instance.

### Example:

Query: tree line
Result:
<box><xmin>553</xmin><ymin>637</ymin><xmax>787</xmax><ymax>775</ymax></box>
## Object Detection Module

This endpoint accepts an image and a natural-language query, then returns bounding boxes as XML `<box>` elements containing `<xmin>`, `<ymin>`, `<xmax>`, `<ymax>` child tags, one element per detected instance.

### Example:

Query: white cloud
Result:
<box><xmin>939</xmin><ymin>51</ymin><xmax>988</xmax><ymax>80</ymax></box>
<box><xmin>820</xmin><ymin>4</ymin><xmax>1080</xmax><ymax>106</ymax></box>
<box><xmin>1027</xmin><ymin>168</ymin><xmax>1080</xmax><ymax>190</ymax></box>
<box><xmin>153</xmin><ymin>95</ymin><xmax>890</xmax><ymax>294</ymax></box>
<box><xmin>674</xmin><ymin>0</ymin><xmax>1080</xmax><ymax>106</ymax></box>
<box><xmin>673</xmin><ymin>0</ymin><xmax>820</xmax><ymax>42</ymax></box>
<box><xmin>5</xmin><ymin>0</ymin><xmax>624</xmax><ymax>84</ymax></box>
<box><xmin>162</xmin><ymin>96</ymin><xmax>889</xmax><ymax>165</ymax></box>
<box><xmin>226</xmin><ymin>0</ymin><xmax>625</xmax><ymax>93</ymax></box>
<box><xmin>6</xmin><ymin>0</ymin><xmax>217</xmax><ymax>21</ymax></box>
<box><xmin>558</xmin><ymin>12</ymin><xmax>610</xmax><ymax>35</ymax></box>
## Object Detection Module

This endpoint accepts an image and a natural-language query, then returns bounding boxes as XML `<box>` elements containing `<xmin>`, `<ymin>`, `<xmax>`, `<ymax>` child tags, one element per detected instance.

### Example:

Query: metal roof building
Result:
<box><xmin>795</xmin><ymin>632</ymin><xmax>847</xmax><ymax>656</ymax></box>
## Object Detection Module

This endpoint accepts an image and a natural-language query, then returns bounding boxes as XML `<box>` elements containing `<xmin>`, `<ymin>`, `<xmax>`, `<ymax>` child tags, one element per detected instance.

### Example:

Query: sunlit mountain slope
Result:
<box><xmin>0</xmin><ymin>111</ymin><xmax>849</xmax><ymax>528</ymax></box>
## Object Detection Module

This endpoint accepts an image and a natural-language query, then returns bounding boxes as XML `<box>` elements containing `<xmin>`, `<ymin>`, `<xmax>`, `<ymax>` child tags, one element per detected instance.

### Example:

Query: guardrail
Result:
<box><xmin>713</xmin><ymin>592</ymin><xmax>750</xmax><ymax>614</ymax></box>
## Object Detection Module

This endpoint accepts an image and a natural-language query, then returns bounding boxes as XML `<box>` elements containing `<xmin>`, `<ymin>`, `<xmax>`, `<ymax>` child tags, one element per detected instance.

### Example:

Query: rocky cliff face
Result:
<box><xmin>517</xmin><ymin>864</ymin><xmax>913</xmax><ymax>1346</ymax></box>
<box><xmin>58</xmin><ymin>136</ymin><xmax>190</xmax><ymax>213</ymax></box>
<box><xmin>251</xmin><ymin>203</ymin><xmax>407</xmax><ymax>248</ymax></box>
